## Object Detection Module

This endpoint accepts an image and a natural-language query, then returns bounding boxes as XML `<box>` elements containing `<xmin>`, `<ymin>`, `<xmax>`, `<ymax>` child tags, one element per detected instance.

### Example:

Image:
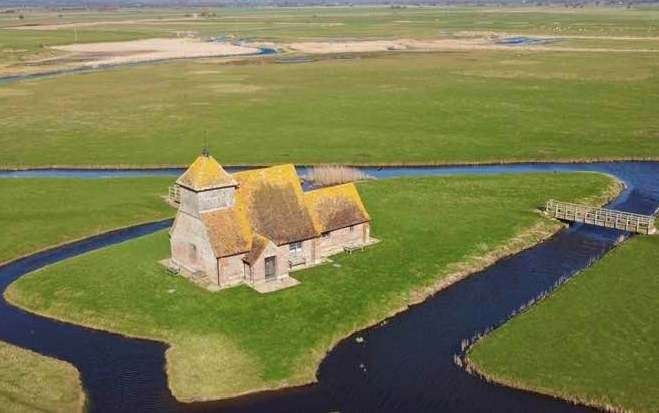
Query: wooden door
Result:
<box><xmin>264</xmin><ymin>256</ymin><xmax>277</xmax><ymax>280</ymax></box>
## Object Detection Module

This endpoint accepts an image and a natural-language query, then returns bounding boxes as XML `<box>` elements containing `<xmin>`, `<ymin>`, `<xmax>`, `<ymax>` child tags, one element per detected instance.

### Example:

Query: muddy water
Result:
<box><xmin>0</xmin><ymin>161</ymin><xmax>656</xmax><ymax>412</ymax></box>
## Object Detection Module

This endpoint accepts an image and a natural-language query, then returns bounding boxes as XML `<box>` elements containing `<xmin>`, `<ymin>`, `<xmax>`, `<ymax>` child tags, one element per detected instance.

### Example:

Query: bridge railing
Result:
<box><xmin>545</xmin><ymin>199</ymin><xmax>656</xmax><ymax>235</ymax></box>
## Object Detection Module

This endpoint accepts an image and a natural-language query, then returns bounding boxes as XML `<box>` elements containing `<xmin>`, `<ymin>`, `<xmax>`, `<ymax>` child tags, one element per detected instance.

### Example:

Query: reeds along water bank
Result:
<box><xmin>303</xmin><ymin>166</ymin><xmax>374</xmax><ymax>187</ymax></box>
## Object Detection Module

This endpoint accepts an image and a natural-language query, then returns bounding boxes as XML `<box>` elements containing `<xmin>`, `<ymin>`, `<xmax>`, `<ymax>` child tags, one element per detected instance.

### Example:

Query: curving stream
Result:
<box><xmin>0</xmin><ymin>161</ymin><xmax>657</xmax><ymax>412</ymax></box>
<box><xmin>0</xmin><ymin>47</ymin><xmax>278</xmax><ymax>85</ymax></box>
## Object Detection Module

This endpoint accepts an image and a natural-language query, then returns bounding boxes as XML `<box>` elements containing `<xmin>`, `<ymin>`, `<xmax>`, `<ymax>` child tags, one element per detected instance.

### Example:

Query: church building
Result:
<box><xmin>167</xmin><ymin>152</ymin><xmax>372</xmax><ymax>292</ymax></box>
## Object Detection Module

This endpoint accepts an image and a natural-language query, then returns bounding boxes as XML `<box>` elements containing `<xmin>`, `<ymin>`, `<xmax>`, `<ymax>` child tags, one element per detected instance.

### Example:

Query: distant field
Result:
<box><xmin>469</xmin><ymin>235</ymin><xmax>659</xmax><ymax>413</ymax></box>
<box><xmin>2</xmin><ymin>7</ymin><xmax>657</xmax><ymax>40</ymax></box>
<box><xmin>1</xmin><ymin>7</ymin><xmax>657</xmax><ymax>73</ymax></box>
<box><xmin>0</xmin><ymin>6</ymin><xmax>657</xmax><ymax>167</ymax></box>
<box><xmin>1</xmin><ymin>49</ymin><xmax>657</xmax><ymax>167</ymax></box>
<box><xmin>0</xmin><ymin>28</ymin><xmax>165</xmax><ymax>66</ymax></box>
<box><xmin>6</xmin><ymin>172</ymin><xmax>617</xmax><ymax>400</ymax></box>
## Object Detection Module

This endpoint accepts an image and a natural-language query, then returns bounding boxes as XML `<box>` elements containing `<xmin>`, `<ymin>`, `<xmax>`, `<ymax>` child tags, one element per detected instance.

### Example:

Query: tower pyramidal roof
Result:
<box><xmin>176</xmin><ymin>153</ymin><xmax>237</xmax><ymax>191</ymax></box>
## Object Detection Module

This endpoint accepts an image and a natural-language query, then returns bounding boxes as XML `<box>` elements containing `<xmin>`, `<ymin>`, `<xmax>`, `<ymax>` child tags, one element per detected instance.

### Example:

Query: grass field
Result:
<box><xmin>468</xmin><ymin>235</ymin><xmax>659</xmax><ymax>412</ymax></box>
<box><xmin>6</xmin><ymin>172</ymin><xmax>618</xmax><ymax>400</ymax></box>
<box><xmin>2</xmin><ymin>6</ymin><xmax>656</xmax><ymax>68</ymax></box>
<box><xmin>1</xmin><ymin>6</ymin><xmax>657</xmax><ymax>167</ymax></box>
<box><xmin>0</xmin><ymin>340</ymin><xmax>84</xmax><ymax>413</ymax></box>
<box><xmin>2</xmin><ymin>6</ymin><xmax>655</xmax><ymax>74</ymax></box>
<box><xmin>2</xmin><ymin>49</ymin><xmax>658</xmax><ymax>168</ymax></box>
<box><xmin>2</xmin><ymin>7</ymin><xmax>657</xmax><ymax>45</ymax></box>
<box><xmin>0</xmin><ymin>177</ymin><xmax>173</xmax><ymax>264</ymax></box>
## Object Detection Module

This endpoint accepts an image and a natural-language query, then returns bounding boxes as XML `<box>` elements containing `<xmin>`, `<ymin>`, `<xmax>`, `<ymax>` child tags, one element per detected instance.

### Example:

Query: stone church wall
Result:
<box><xmin>170</xmin><ymin>212</ymin><xmax>218</xmax><ymax>280</ymax></box>
<box><xmin>219</xmin><ymin>253</ymin><xmax>247</xmax><ymax>287</ymax></box>
<box><xmin>318</xmin><ymin>223</ymin><xmax>369</xmax><ymax>258</ymax></box>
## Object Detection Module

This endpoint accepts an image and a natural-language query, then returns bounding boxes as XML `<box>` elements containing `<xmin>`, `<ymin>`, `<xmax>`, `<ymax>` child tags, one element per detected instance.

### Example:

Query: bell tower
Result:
<box><xmin>175</xmin><ymin>151</ymin><xmax>238</xmax><ymax>218</ymax></box>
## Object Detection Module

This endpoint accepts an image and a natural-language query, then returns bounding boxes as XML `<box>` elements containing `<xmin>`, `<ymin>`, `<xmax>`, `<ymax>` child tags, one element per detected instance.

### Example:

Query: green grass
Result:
<box><xmin>3</xmin><ymin>7</ymin><xmax>657</xmax><ymax>41</ymax></box>
<box><xmin>0</xmin><ymin>177</ymin><xmax>174</xmax><ymax>264</ymax></box>
<box><xmin>2</xmin><ymin>7</ymin><xmax>656</xmax><ymax>71</ymax></box>
<box><xmin>1</xmin><ymin>49</ymin><xmax>657</xmax><ymax>168</ymax></box>
<box><xmin>1</xmin><ymin>6</ymin><xmax>657</xmax><ymax>167</ymax></box>
<box><xmin>468</xmin><ymin>235</ymin><xmax>659</xmax><ymax>413</ymax></box>
<box><xmin>1</xmin><ymin>6</ymin><xmax>655</xmax><ymax>66</ymax></box>
<box><xmin>96</xmin><ymin>7</ymin><xmax>658</xmax><ymax>42</ymax></box>
<box><xmin>6</xmin><ymin>172</ymin><xmax>618</xmax><ymax>400</ymax></box>
<box><xmin>0</xmin><ymin>340</ymin><xmax>84</xmax><ymax>413</ymax></box>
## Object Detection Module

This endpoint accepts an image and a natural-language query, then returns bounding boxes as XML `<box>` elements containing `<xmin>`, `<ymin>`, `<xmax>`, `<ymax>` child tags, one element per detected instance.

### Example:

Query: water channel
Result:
<box><xmin>0</xmin><ymin>161</ymin><xmax>657</xmax><ymax>412</ymax></box>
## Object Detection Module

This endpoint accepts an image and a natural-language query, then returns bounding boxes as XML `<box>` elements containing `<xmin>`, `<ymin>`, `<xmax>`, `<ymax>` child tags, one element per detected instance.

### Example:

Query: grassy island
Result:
<box><xmin>0</xmin><ymin>341</ymin><xmax>85</xmax><ymax>413</ymax></box>
<box><xmin>468</xmin><ymin>235</ymin><xmax>659</xmax><ymax>413</ymax></box>
<box><xmin>0</xmin><ymin>177</ymin><xmax>173</xmax><ymax>264</ymax></box>
<box><xmin>6</xmin><ymin>172</ymin><xmax>619</xmax><ymax>401</ymax></box>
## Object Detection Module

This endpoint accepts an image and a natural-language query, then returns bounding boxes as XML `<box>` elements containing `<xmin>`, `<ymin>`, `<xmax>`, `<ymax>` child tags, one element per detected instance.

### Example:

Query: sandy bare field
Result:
<box><xmin>285</xmin><ymin>38</ymin><xmax>659</xmax><ymax>54</ymax></box>
<box><xmin>50</xmin><ymin>38</ymin><xmax>261</xmax><ymax>67</ymax></box>
<box><xmin>3</xmin><ymin>34</ymin><xmax>654</xmax><ymax>78</ymax></box>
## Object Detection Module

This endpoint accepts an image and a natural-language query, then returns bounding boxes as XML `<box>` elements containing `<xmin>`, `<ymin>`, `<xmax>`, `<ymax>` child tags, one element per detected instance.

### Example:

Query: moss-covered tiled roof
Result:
<box><xmin>176</xmin><ymin>154</ymin><xmax>237</xmax><ymax>191</ymax></box>
<box><xmin>185</xmin><ymin>163</ymin><xmax>370</xmax><ymax>258</ymax></box>
<box><xmin>234</xmin><ymin>164</ymin><xmax>319</xmax><ymax>245</ymax></box>
<box><xmin>243</xmin><ymin>234</ymin><xmax>271</xmax><ymax>265</ymax></box>
<box><xmin>305</xmin><ymin>183</ymin><xmax>370</xmax><ymax>233</ymax></box>
<box><xmin>200</xmin><ymin>207</ymin><xmax>252</xmax><ymax>257</ymax></box>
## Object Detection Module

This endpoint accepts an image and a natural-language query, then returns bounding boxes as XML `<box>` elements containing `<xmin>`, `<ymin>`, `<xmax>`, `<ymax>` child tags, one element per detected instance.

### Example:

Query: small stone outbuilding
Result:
<box><xmin>168</xmin><ymin>152</ymin><xmax>372</xmax><ymax>292</ymax></box>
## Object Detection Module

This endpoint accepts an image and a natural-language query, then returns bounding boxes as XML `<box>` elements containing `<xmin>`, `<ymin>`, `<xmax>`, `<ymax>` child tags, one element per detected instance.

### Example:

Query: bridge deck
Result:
<box><xmin>545</xmin><ymin>200</ymin><xmax>656</xmax><ymax>235</ymax></box>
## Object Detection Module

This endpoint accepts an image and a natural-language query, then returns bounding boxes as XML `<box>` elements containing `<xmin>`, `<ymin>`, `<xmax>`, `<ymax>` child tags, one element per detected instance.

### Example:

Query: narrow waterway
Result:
<box><xmin>0</xmin><ymin>161</ymin><xmax>656</xmax><ymax>412</ymax></box>
<box><xmin>0</xmin><ymin>47</ymin><xmax>277</xmax><ymax>85</ymax></box>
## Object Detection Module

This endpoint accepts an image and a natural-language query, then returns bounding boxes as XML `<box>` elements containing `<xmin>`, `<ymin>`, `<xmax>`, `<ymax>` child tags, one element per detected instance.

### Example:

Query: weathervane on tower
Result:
<box><xmin>202</xmin><ymin>131</ymin><xmax>210</xmax><ymax>157</ymax></box>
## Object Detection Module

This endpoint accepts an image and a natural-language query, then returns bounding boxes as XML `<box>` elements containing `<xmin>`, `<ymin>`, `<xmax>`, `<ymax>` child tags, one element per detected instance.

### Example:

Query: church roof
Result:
<box><xmin>200</xmin><ymin>207</ymin><xmax>252</xmax><ymax>257</ymax></box>
<box><xmin>176</xmin><ymin>154</ymin><xmax>237</xmax><ymax>191</ymax></box>
<box><xmin>242</xmin><ymin>234</ymin><xmax>271</xmax><ymax>265</ymax></box>
<box><xmin>179</xmin><ymin>161</ymin><xmax>371</xmax><ymax>259</ymax></box>
<box><xmin>305</xmin><ymin>183</ymin><xmax>370</xmax><ymax>233</ymax></box>
<box><xmin>234</xmin><ymin>164</ymin><xmax>319</xmax><ymax>245</ymax></box>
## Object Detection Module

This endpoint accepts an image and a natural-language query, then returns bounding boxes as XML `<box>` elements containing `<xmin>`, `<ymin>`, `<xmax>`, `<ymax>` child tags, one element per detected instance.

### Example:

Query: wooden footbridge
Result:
<box><xmin>545</xmin><ymin>200</ymin><xmax>656</xmax><ymax>235</ymax></box>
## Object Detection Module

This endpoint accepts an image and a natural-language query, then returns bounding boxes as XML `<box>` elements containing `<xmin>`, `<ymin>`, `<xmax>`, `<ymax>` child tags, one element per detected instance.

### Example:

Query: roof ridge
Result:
<box><xmin>176</xmin><ymin>154</ymin><xmax>237</xmax><ymax>191</ymax></box>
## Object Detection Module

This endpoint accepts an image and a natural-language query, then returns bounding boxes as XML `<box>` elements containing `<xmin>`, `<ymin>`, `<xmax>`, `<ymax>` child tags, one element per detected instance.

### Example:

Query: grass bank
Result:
<box><xmin>6</xmin><ymin>172</ymin><xmax>618</xmax><ymax>401</ymax></box>
<box><xmin>468</xmin><ymin>235</ymin><xmax>659</xmax><ymax>413</ymax></box>
<box><xmin>0</xmin><ymin>177</ymin><xmax>173</xmax><ymax>265</ymax></box>
<box><xmin>2</xmin><ymin>48</ymin><xmax>657</xmax><ymax>168</ymax></box>
<box><xmin>0</xmin><ymin>340</ymin><xmax>85</xmax><ymax>413</ymax></box>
